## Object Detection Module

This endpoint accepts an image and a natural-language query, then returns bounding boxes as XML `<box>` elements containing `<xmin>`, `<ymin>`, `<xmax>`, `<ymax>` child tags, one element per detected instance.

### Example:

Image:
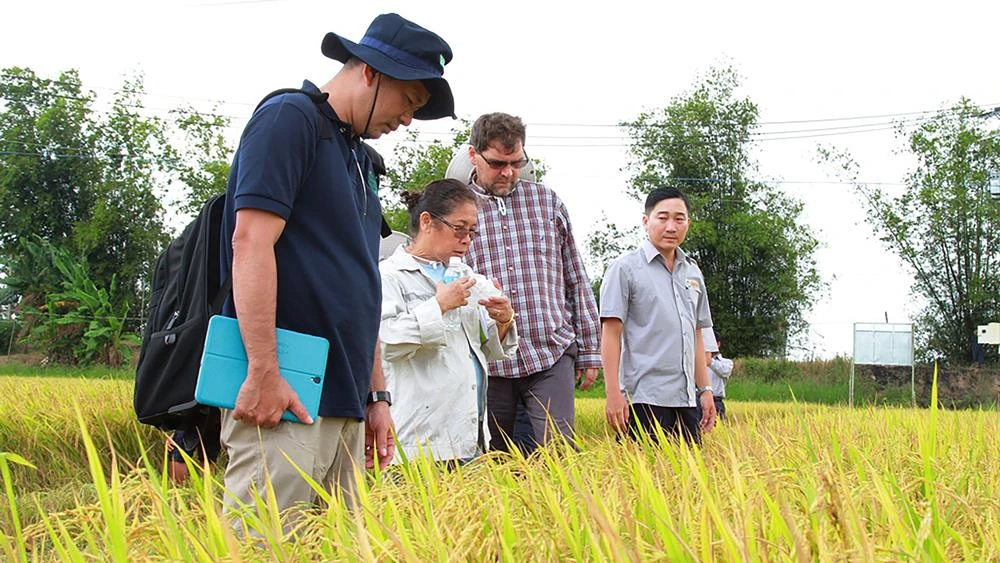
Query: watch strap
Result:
<box><xmin>367</xmin><ymin>390</ymin><xmax>392</xmax><ymax>406</ymax></box>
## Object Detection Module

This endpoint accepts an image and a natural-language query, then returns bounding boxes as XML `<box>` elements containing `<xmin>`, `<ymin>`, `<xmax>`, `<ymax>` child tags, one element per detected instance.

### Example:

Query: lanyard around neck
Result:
<box><xmin>351</xmin><ymin>145</ymin><xmax>368</xmax><ymax>216</ymax></box>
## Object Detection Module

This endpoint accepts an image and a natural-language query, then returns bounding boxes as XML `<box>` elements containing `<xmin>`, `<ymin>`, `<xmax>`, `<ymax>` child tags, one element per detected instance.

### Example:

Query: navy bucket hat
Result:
<box><xmin>322</xmin><ymin>13</ymin><xmax>455</xmax><ymax>120</ymax></box>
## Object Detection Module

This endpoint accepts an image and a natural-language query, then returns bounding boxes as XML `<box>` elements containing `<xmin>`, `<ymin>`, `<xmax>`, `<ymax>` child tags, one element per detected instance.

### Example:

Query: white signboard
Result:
<box><xmin>853</xmin><ymin>323</ymin><xmax>913</xmax><ymax>366</ymax></box>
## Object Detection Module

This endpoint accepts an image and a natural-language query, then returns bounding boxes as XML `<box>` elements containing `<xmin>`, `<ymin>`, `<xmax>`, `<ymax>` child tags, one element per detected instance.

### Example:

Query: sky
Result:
<box><xmin>4</xmin><ymin>0</ymin><xmax>1000</xmax><ymax>358</ymax></box>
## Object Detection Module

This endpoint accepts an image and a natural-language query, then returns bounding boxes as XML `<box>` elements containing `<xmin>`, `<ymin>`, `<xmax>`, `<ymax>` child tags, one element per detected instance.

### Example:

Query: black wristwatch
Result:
<box><xmin>366</xmin><ymin>390</ymin><xmax>392</xmax><ymax>406</ymax></box>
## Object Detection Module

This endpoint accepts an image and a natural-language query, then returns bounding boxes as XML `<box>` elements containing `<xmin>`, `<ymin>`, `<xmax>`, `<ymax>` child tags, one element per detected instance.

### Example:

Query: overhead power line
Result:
<box><xmin>2</xmin><ymin>72</ymin><xmax>255</xmax><ymax>110</ymax></box>
<box><xmin>536</xmin><ymin>107</ymin><xmax>975</xmax><ymax>128</ymax></box>
<box><xmin>0</xmin><ymin>150</ymin><xmax>187</xmax><ymax>166</ymax></box>
<box><xmin>0</xmin><ymin>149</ymin><xmax>911</xmax><ymax>187</ymax></box>
<box><xmin>3</xmin><ymin>75</ymin><xmax>994</xmax><ymax>133</ymax></box>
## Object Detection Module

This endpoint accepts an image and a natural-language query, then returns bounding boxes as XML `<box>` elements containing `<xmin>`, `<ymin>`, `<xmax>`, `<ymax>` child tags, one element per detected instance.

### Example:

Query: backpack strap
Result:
<box><xmin>359</xmin><ymin>141</ymin><xmax>386</xmax><ymax>176</ymax></box>
<box><xmin>255</xmin><ymin>88</ymin><xmax>334</xmax><ymax>140</ymax></box>
<box><xmin>359</xmin><ymin>141</ymin><xmax>392</xmax><ymax>238</ymax></box>
<box><xmin>254</xmin><ymin>88</ymin><xmax>390</xmax><ymax>238</ymax></box>
<box><xmin>211</xmin><ymin>277</ymin><xmax>231</xmax><ymax>316</ymax></box>
<box><xmin>206</xmin><ymin>195</ymin><xmax>231</xmax><ymax>315</ymax></box>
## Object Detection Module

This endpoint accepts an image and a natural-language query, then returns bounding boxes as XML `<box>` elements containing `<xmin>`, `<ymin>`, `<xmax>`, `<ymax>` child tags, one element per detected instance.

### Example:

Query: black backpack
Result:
<box><xmin>133</xmin><ymin>88</ymin><xmax>389</xmax><ymax>431</ymax></box>
<box><xmin>133</xmin><ymin>193</ymin><xmax>228</xmax><ymax>429</ymax></box>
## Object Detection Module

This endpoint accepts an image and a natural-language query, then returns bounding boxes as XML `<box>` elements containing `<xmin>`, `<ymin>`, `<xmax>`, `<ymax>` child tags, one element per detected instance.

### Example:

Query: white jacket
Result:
<box><xmin>379</xmin><ymin>247</ymin><xmax>518</xmax><ymax>462</ymax></box>
<box><xmin>708</xmin><ymin>354</ymin><xmax>734</xmax><ymax>398</ymax></box>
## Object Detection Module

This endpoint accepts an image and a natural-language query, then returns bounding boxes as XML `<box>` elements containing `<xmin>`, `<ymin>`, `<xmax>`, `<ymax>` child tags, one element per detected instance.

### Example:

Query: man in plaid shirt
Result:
<box><xmin>462</xmin><ymin>112</ymin><xmax>601</xmax><ymax>452</ymax></box>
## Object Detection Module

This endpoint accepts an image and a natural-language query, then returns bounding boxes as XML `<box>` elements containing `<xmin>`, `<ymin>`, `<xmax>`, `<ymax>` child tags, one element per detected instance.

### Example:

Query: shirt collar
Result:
<box><xmin>385</xmin><ymin>245</ymin><xmax>445</xmax><ymax>272</ymax></box>
<box><xmin>384</xmin><ymin>245</ymin><xmax>423</xmax><ymax>271</ymax></box>
<box><xmin>641</xmin><ymin>239</ymin><xmax>689</xmax><ymax>266</ymax></box>
<box><xmin>468</xmin><ymin>171</ymin><xmax>521</xmax><ymax>199</ymax></box>
<box><xmin>301</xmin><ymin>79</ymin><xmax>353</xmax><ymax>135</ymax></box>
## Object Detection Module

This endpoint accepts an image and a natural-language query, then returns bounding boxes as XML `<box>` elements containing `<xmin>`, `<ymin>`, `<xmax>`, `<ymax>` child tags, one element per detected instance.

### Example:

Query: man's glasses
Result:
<box><xmin>476</xmin><ymin>150</ymin><xmax>530</xmax><ymax>170</ymax></box>
<box><xmin>430</xmin><ymin>212</ymin><xmax>480</xmax><ymax>240</ymax></box>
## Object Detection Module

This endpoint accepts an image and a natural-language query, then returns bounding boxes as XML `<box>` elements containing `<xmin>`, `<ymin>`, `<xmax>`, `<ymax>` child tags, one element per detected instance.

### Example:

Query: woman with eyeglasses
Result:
<box><xmin>378</xmin><ymin>178</ymin><xmax>518</xmax><ymax>464</ymax></box>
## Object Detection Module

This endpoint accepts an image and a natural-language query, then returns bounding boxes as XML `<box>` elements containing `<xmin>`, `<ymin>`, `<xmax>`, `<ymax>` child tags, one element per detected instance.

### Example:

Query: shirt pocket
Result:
<box><xmin>683</xmin><ymin>283</ymin><xmax>701</xmax><ymax>321</ymax></box>
<box><xmin>402</xmin><ymin>289</ymin><xmax>436</xmax><ymax>312</ymax></box>
<box><xmin>526</xmin><ymin>218</ymin><xmax>559</xmax><ymax>256</ymax></box>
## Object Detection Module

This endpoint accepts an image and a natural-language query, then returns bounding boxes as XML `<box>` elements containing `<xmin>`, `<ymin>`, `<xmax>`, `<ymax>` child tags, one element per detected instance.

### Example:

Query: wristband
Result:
<box><xmin>366</xmin><ymin>391</ymin><xmax>392</xmax><ymax>406</ymax></box>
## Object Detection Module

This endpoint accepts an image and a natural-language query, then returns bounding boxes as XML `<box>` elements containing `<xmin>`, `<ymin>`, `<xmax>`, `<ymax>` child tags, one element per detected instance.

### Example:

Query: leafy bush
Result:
<box><xmin>1</xmin><ymin>236</ymin><xmax>68</xmax><ymax>335</ymax></box>
<box><xmin>733</xmin><ymin>356</ymin><xmax>852</xmax><ymax>385</ymax></box>
<box><xmin>735</xmin><ymin>357</ymin><xmax>801</xmax><ymax>382</ymax></box>
<box><xmin>24</xmin><ymin>241</ymin><xmax>138</xmax><ymax>366</ymax></box>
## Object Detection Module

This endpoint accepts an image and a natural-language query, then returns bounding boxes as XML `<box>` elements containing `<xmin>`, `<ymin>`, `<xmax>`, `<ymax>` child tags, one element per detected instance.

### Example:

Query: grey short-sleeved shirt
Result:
<box><xmin>600</xmin><ymin>240</ymin><xmax>713</xmax><ymax>407</ymax></box>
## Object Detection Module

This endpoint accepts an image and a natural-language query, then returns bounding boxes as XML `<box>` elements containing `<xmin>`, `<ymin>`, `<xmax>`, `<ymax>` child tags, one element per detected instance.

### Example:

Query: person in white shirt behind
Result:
<box><xmin>701</xmin><ymin>327</ymin><xmax>734</xmax><ymax>421</ymax></box>
<box><xmin>379</xmin><ymin>179</ymin><xmax>518</xmax><ymax>464</ymax></box>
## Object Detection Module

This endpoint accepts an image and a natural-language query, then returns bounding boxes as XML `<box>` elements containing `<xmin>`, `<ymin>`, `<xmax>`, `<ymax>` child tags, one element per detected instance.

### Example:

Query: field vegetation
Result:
<box><xmin>2</xmin><ymin>362</ymin><xmax>999</xmax><ymax>561</ymax></box>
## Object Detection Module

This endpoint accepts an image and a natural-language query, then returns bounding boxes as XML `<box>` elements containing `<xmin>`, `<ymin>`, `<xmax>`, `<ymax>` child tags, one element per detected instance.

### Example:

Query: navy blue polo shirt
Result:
<box><xmin>221</xmin><ymin>80</ymin><xmax>383</xmax><ymax>420</ymax></box>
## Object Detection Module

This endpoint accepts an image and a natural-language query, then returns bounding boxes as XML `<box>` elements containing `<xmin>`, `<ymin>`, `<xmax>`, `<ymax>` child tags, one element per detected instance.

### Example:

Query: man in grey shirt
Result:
<box><xmin>600</xmin><ymin>187</ymin><xmax>717</xmax><ymax>443</ymax></box>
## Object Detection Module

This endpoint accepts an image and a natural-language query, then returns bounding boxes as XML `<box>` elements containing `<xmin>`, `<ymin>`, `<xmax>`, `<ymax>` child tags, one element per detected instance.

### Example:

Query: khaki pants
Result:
<box><xmin>219</xmin><ymin>410</ymin><xmax>365</xmax><ymax>524</ymax></box>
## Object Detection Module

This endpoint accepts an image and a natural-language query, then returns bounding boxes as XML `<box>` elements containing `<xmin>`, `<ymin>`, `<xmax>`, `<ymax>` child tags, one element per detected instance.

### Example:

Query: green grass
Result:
<box><xmin>578</xmin><ymin>357</ymin><xmax>981</xmax><ymax>409</ymax></box>
<box><xmin>573</xmin><ymin>357</ymin><xmax>858</xmax><ymax>404</ymax></box>
<box><xmin>726</xmin><ymin>378</ymin><xmax>850</xmax><ymax>404</ymax></box>
<box><xmin>726</xmin><ymin>378</ymin><xmax>917</xmax><ymax>407</ymax></box>
<box><xmin>0</xmin><ymin>361</ymin><xmax>133</xmax><ymax>380</ymax></box>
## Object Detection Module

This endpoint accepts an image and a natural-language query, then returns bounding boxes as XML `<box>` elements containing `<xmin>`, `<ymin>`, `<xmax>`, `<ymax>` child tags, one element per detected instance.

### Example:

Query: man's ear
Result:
<box><xmin>467</xmin><ymin>145</ymin><xmax>476</xmax><ymax>165</ymax></box>
<box><xmin>362</xmin><ymin>63</ymin><xmax>379</xmax><ymax>86</ymax></box>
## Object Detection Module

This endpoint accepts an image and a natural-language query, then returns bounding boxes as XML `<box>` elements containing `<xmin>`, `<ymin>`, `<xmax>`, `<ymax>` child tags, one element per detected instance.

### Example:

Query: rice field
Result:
<box><xmin>1</xmin><ymin>370</ymin><xmax>999</xmax><ymax>561</ymax></box>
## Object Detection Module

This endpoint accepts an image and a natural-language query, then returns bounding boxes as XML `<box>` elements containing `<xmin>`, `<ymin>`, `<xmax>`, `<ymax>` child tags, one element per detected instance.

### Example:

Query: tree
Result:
<box><xmin>0</xmin><ymin>67</ymin><xmax>232</xmax><ymax>361</ymax></box>
<box><xmin>0</xmin><ymin>68</ymin><xmax>100</xmax><ymax>258</ymax></box>
<box><xmin>585</xmin><ymin>213</ymin><xmax>641</xmax><ymax>298</ymax></box>
<box><xmin>614</xmin><ymin>66</ymin><xmax>822</xmax><ymax>358</ymax></box>
<box><xmin>20</xmin><ymin>238</ymin><xmax>136</xmax><ymax>366</ymax></box>
<box><xmin>1</xmin><ymin>236</ymin><xmax>70</xmax><ymax>334</ymax></box>
<box><xmin>382</xmin><ymin>125</ymin><xmax>469</xmax><ymax>232</ymax></box>
<box><xmin>166</xmin><ymin>106</ymin><xmax>233</xmax><ymax>218</ymax></box>
<box><xmin>0</xmin><ymin>68</ymin><xmax>172</xmax><ymax>309</ymax></box>
<box><xmin>73</xmin><ymin>74</ymin><xmax>172</xmax><ymax>308</ymax></box>
<box><xmin>820</xmin><ymin>99</ymin><xmax>1000</xmax><ymax>363</ymax></box>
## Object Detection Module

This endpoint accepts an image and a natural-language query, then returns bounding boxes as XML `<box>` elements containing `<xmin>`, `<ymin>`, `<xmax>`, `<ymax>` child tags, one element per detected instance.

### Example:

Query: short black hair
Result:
<box><xmin>644</xmin><ymin>187</ymin><xmax>691</xmax><ymax>215</ymax></box>
<box><xmin>401</xmin><ymin>179</ymin><xmax>478</xmax><ymax>235</ymax></box>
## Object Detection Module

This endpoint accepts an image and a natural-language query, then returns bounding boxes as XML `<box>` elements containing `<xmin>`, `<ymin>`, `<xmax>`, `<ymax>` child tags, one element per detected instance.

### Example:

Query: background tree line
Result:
<box><xmin>0</xmin><ymin>67</ymin><xmax>229</xmax><ymax>365</ymax></box>
<box><xmin>821</xmin><ymin>100</ymin><xmax>1000</xmax><ymax>363</ymax></box>
<box><xmin>2</xmin><ymin>65</ymin><xmax>994</xmax><ymax>366</ymax></box>
<box><xmin>591</xmin><ymin>67</ymin><xmax>822</xmax><ymax>359</ymax></box>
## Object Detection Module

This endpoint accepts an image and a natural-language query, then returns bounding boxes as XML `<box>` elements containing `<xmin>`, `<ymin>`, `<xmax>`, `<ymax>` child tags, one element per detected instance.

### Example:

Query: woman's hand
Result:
<box><xmin>479</xmin><ymin>295</ymin><xmax>514</xmax><ymax>326</ymax></box>
<box><xmin>436</xmin><ymin>277</ymin><xmax>476</xmax><ymax>313</ymax></box>
<box><xmin>479</xmin><ymin>278</ymin><xmax>514</xmax><ymax>325</ymax></box>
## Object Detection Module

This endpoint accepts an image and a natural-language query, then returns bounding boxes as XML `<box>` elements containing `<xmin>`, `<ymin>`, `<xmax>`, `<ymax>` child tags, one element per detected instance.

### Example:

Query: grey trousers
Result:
<box><xmin>487</xmin><ymin>346</ymin><xmax>577</xmax><ymax>452</ymax></box>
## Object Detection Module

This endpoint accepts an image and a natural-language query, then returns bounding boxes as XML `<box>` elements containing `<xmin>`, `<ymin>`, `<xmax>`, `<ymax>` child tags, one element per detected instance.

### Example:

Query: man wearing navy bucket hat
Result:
<box><xmin>217</xmin><ymin>13</ymin><xmax>454</xmax><ymax>525</ymax></box>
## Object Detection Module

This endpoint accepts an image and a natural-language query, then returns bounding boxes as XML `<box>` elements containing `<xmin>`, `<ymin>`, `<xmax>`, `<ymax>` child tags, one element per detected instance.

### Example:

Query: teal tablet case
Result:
<box><xmin>195</xmin><ymin>315</ymin><xmax>328</xmax><ymax>423</ymax></box>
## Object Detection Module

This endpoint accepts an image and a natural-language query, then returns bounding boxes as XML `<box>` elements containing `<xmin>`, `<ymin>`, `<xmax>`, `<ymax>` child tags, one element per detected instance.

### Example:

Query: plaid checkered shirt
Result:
<box><xmin>465</xmin><ymin>179</ymin><xmax>601</xmax><ymax>378</ymax></box>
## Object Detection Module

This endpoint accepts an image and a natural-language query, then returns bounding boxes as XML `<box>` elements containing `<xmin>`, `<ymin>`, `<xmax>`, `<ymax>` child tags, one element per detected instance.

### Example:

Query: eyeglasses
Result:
<box><xmin>476</xmin><ymin>150</ymin><xmax>530</xmax><ymax>170</ymax></box>
<box><xmin>430</xmin><ymin>212</ymin><xmax>480</xmax><ymax>240</ymax></box>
